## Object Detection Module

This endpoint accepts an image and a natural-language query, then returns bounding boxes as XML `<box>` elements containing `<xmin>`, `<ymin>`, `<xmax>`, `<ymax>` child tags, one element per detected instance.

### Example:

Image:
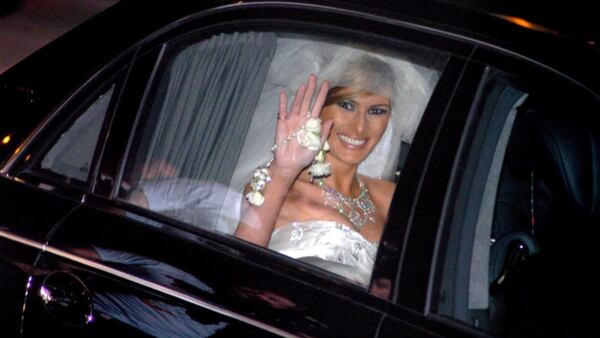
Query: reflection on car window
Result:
<box><xmin>41</xmin><ymin>85</ymin><xmax>115</xmax><ymax>182</ymax></box>
<box><xmin>435</xmin><ymin>71</ymin><xmax>600</xmax><ymax>337</ymax></box>
<box><xmin>119</xmin><ymin>30</ymin><xmax>447</xmax><ymax>287</ymax></box>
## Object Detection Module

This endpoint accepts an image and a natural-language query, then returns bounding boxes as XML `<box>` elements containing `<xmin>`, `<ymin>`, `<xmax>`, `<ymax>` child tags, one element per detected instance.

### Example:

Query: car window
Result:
<box><xmin>433</xmin><ymin>68</ymin><xmax>600</xmax><ymax>336</ymax></box>
<box><xmin>39</xmin><ymin>85</ymin><xmax>115</xmax><ymax>183</ymax></box>
<box><xmin>117</xmin><ymin>29</ymin><xmax>448</xmax><ymax>288</ymax></box>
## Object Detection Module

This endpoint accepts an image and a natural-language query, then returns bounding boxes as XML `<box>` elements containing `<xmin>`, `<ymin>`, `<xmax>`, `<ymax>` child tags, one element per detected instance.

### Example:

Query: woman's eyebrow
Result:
<box><xmin>366</xmin><ymin>101</ymin><xmax>391</xmax><ymax>109</ymax></box>
<box><xmin>342</xmin><ymin>93</ymin><xmax>391</xmax><ymax>108</ymax></box>
<box><xmin>337</xmin><ymin>96</ymin><xmax>359</xmax><ymax>105</ymax></box>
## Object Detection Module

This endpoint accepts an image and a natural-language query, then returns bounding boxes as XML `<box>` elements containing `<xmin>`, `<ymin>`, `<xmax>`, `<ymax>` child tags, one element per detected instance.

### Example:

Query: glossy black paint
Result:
<box><xmin>1</xmin><ymin>0</ymin><xmax>598</xmax><ymax>337</ymax></box>
<box><xmin>0</xmin><ymin>179</ymin><xmax>80</xmax><ymax>336</ymax></box>
<box><xmin>23</xmin><ymin>251</ymin><xmax>276</xmax><ymax>337</ymax></box>
<box><xmin>28</xmin><ymin>200</ymin><xmax>388</xmax><ymax>336</ymax></box>
<box><xmin>372</xmin><ymin>55</ymin><xmax>469</xmax><ymax>305</ymax></box>
<box><xmin>0</xmin><ymin>237</ymin><xmax>38</xmax><ymax>336</ymax></box>
<box><xmin>396</xmin><ymin>62</ymin><xmax>487</xmax><ymax>310</ymax></box>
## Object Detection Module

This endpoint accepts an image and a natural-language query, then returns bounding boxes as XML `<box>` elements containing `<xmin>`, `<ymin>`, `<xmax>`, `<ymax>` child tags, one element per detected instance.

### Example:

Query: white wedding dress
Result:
<box><xmin>268</xmin><ymin>220</ymin><xmax>378</xmax><ymax>286</ymax></box>
<box><xmin>135</xmin><ymin>179</ymin><xmax>378</xmax><ymax>285</ymax></box>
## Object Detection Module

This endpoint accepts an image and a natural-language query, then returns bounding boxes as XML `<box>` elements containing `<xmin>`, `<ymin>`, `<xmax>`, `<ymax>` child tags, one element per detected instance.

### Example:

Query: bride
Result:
<box><xmin>235</xmin><ymin>55</ymin><xmax>397</xmax><ymax>285</ymax></box>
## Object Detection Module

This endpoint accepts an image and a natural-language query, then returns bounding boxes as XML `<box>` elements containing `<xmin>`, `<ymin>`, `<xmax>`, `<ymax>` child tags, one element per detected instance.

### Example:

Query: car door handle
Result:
<box><xmin>489</xmin><ymin>232</ymin><xmax>539</xmax><ymax>296</ymax></box>
<box><xmin>39</xmin><ymin>271</ymin><xmax>94</xmax><ymax>327</ymax></box>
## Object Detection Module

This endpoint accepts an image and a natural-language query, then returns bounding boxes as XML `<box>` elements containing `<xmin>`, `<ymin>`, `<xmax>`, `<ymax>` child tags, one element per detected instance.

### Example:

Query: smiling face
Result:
<box><xmin>321</xmin><ymin>86</ymin><xmax>392</xmax><ymax>167</ymax></box>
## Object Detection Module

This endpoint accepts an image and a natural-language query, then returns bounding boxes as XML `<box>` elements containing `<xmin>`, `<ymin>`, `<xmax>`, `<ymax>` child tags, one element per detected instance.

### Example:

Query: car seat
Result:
<box><xmin>491</xmin><ymin>96</ymin><xmax>599</xmax><ymax>337</ymax></box>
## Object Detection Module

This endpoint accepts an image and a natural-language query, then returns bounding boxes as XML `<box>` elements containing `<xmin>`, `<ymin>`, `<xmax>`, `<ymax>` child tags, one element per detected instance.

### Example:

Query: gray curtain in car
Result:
<box><xmin>142</xmin><ymin>31</ymin><xmax>276</xmax><ymax>185</ymax></box>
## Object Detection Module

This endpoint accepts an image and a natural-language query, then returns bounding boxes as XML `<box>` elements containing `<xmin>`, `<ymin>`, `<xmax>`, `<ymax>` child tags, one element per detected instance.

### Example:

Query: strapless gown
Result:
<box><xmin>268</xmin><ymin>220</ymin><xmax>378</xmax><ymax>286</ymax></box>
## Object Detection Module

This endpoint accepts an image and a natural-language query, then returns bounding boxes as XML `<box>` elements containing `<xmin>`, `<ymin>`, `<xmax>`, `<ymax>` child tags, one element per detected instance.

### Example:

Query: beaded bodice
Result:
<box><xmin>269</xmin><ymin>220</ymin><xmax>378</xmax><ymax>285</ymax></box>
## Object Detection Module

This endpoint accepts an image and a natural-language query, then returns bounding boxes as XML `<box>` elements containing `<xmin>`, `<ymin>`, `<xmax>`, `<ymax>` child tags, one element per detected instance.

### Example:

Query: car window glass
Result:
<box><xmin>434</xmin><ymin>69</ymin><xmax>600</xmax><ymax>335</ymax></box>
<box><xmin>118</xmin><ymin>30</ymin><xmax>448</xmax><ymax>288</ymax></box>
<box><xmin>40</xmin><ymin>85</ymin><xmax>115</xmax><ymax>183</ymax></box>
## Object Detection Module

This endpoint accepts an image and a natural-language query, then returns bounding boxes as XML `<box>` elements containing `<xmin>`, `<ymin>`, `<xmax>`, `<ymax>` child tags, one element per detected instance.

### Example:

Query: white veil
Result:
<box><xmin>218</xmin><ymin>36</ymin><xmax>441</xmax><ymax>233</ymax></box>
<box><xmin>231</xmin><ymin>37</ymin><xmax>438</xmax><ymax>185</ymax></box>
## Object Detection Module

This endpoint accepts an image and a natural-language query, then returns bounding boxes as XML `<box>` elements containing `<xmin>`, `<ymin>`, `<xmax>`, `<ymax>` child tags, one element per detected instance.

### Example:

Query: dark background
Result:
<box><xmin>0</xmin><ymin>0</ymin><xmax>119</xmax><ymax>73</ymax></box>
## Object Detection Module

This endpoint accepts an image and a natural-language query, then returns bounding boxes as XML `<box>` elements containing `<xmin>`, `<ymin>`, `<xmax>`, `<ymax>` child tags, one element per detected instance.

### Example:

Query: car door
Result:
<box><xmin>12</xmin><ymin>2</ymin><xmax>474</xmax><ymax>336</ymax></box>
<box><xmin>0</xmin><ymin>52</ymin><xmax>130</xmax><ymax>335</ymax></box>
<box><xmin>381</xmin><ymin>25</ymin><xmax>600</xmax><ymax>338</ymax></box>
<box><xmin>377</xmin><ymin>57</ymin><xmax>488</xmax><ymax>337</ymax></box>
<box><xmin>15</xmin><ymin>31</ymin><xmax>286</xmax><ymax>338</ymax></box>
<box><xmin>18</xmin><ymin>45</ymin><xmax>387</xmax><ymax>336</ymax></box>
<box><xmin>0</xmin><ymin>164</ymin><xmax>79</xmax><ymax>336</ymax></box>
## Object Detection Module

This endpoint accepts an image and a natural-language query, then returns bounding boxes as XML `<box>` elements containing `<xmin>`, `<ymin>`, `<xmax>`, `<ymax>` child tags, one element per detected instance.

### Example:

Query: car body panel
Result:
<box><xmin>0</xmin><ymin>179</ymin><xmax>80</xmax><ymax>336</ymax></box>
<box><xmin>21</xmin><ymin>199</ymin><xmax>388</xmax><ymax>336</ymax></box>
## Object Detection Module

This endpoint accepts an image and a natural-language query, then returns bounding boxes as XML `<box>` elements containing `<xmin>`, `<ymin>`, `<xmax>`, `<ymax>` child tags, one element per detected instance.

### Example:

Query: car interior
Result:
<box><xmin>121</xmin><ymin>31</ymin><xmax>444</xmax><ymax>235</ymax></box>
<box><xmin>435</xmin><ymin>75</ymin><xmax>598</xmax><ymax>337</ymax></box>
<box><xmin>490</xmin><ymin>89</ymin><xmax>599</xmax><ymax>336</ymax></box>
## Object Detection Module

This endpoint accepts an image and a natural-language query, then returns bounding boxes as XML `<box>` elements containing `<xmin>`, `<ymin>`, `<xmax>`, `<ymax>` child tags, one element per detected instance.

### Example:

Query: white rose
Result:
<box><xmin>250</xmin><ymin>178</ymin><xmax>266</xmax><ymax>191</ymax></box>
<box><xmin>246</xmin><ymin>191</ymin><xmax>265</xmax><ymax>206</ymax></box>
<box><xmin>304</xmin><ymin>118</ymin><xmax>322</xmax><ymax>134</ymax></box>
<box><xmin>297</xmin><ymin>130</ymin><xmax>321</xmax><ymax>151</ymax></box>
<box><xmin>309</xmin><ymin>162</ymin><xmax>331</xmax><ymax>177</ymax></box>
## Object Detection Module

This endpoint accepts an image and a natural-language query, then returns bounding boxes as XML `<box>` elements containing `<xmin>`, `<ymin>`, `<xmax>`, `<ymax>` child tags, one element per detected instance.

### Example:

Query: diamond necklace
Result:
<box><xmin>316</xmin><ymin>175</ymin><xmax>376</xmax><ymax>230</ymax></box>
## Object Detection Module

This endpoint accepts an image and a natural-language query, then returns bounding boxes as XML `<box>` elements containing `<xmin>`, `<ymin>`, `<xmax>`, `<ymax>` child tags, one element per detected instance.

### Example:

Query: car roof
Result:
<box><xmin>0</xmin><ymin>0</ymin><xmax>597</xmax><ymax>150</ymax></box>
<box><xmin>439</xmin><ymin>0</ymin><xmax>598</xmax><ymax>43</ymax></box>
<box><xmin>2</xmin><ymin>0</ymin><xmax>597</xmax><ymax>87</ymax></box>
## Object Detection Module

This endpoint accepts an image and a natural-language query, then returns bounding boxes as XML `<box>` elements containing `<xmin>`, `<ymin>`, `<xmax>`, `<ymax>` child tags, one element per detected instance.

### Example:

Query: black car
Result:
<box><xmin>1</xmin><ymin>0</ymin><xmax>598</xmax><ymax>337</ymax></box>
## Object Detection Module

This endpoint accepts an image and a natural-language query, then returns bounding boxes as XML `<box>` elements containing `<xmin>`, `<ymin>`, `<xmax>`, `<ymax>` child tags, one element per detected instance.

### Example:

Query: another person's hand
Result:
<box><xmin>271</xmin><ymin>74</ymin><xmax>332</xmax><ymax>178</ymax></box>
<box><xmin>142</xmin><ymin>160</ymin><xmax>178</xmax><ymax>180</ymax></box>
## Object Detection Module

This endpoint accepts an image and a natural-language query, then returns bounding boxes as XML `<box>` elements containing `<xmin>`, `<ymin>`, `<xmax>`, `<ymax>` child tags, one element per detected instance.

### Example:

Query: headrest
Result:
<box><xmin>507</xmin><ymin>110</ymin><xmax>600</xmax><ymax>220</ymax></box>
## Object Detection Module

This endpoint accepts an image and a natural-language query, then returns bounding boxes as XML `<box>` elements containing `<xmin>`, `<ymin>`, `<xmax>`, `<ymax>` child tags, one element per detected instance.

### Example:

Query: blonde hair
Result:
<box><xmin>329</xmin><ymin>55</ymin><xmax>396</xmax><ymax>103</ymax></box>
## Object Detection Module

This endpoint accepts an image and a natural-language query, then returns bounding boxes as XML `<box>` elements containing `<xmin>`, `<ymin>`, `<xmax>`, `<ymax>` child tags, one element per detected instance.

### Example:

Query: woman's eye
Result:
<box><xmin>369</xmin><ymin>107</ymin><xmax>389</xmax><ymax>115</ymax></box>
<box><xmin>337</xmin><ymin>100</ymin><xmax>354</xmax><ymax>111</ymax></box>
